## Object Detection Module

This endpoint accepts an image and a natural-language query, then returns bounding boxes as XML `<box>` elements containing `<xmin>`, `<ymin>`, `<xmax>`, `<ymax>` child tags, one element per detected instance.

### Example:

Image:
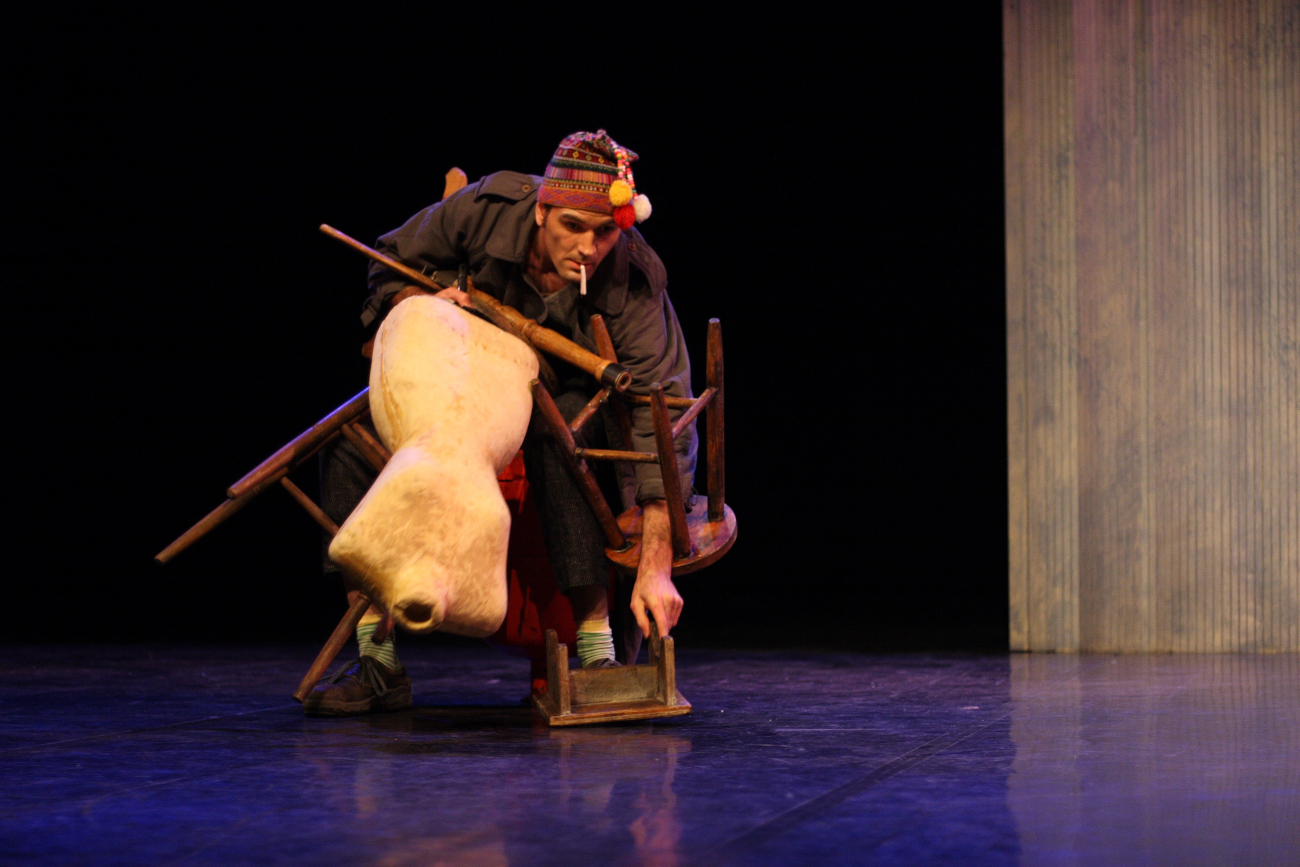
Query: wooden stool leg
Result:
<box><xmin>591</xmin><ymin>315</ymin><xmax>636</xmax><ymax>450</ymax></box>
<box><xmin>341</xmin><ymin>423</ymin><xmax>388</xmax><ymax>473</ymax></box>
<box><xmin>279</xmin><ymin>478</ymin><xmax>339</xmax><ymax>535</ymax></box>
<box><xmin>293</xmin><ymin>593</ymin><xmax>371</xmax><ymax>702</ymax></box>
<box><xmin>156</xmin><ymin>389</ymin><xmax>371</xmax><ymax>564</ymax></box>
<box><xmin>369</xmin><ymin>615</ymin><xmax>393</xmax><ymax>646</ymax></box>
<box><xmin>650</xmin><ymin>383</ymin><xmax>692</xmax><ymax>559</ymax></box>
<box><xmin>544</xmin><ymin>629</ymin><xmax>571</xmax><ymax>716</ymax></box>
<box><xmin>531</xmin><ymin>380</ymin><xmax>628</xmax><ymax>550</ymax></box>
<box><xmin>706</xmin><ymin>318</ymin><xmax>726</xmax><ymax>522</ymax></box>
<box><xmin>656</xmin><ymin>637</ymin><xmax>679</xmax><ymax>707</ymax></box>
<box><xmin>349</xmin><ymin>422</ymin><xmax>392</xmax><ymax>464</ymax></box>
<box><xmin>154</xmin><ymin>495</ymin><xmax>256</xmax><ymax>565</ymax></box>
<box><xmin>267</xmin><ymin>415</ymin><xmax>391</xmax><ymax>697</ymax></box>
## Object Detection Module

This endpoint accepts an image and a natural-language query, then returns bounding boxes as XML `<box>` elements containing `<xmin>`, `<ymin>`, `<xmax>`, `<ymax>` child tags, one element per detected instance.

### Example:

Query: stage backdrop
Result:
<box><xmin>1004</xmin><ymin>0</ymin><xmax>1298</xmax><ymax>651</ymax></box>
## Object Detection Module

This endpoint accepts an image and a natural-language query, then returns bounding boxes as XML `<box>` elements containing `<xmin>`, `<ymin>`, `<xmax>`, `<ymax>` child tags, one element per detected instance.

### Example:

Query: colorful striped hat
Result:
<box><xmin>539</xmin><ymin>129</ymin><xmax>652</xmax><ymax>230</ymax></box>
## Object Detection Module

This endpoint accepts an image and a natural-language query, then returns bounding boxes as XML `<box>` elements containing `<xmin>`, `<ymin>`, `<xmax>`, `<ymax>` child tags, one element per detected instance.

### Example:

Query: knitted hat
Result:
<box><xmin>539</xmin><ymin>129</ymin><xmax>652</xmax><ymax>230</ymax></box>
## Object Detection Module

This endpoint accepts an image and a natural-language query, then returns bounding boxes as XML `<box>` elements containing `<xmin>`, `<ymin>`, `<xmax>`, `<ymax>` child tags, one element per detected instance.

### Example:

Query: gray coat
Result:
<box><xmin>364</xmin><ymin>171</ymin><xmax>696</xmax><ymax>505</ymax></box>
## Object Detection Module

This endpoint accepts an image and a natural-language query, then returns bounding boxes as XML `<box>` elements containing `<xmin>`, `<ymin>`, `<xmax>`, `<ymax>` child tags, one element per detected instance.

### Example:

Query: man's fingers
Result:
<box><xmin>631</xmin><ymin>595</ymin><xmax>651</xmax><ymax>640</ymax></box>
<box><xmin>666</xmin><ymin>595</ymin><xmax>683</xmax><ymax>631</ymax></box>
<box><xmin>434</xmin><ymin>287</ymin><xmax>471</xmax><ymax>308</ymax></box>
<box><xmin>648</xmin><ymin>598</ymin><xmax>670</xmax><ymax>639</ymax></box>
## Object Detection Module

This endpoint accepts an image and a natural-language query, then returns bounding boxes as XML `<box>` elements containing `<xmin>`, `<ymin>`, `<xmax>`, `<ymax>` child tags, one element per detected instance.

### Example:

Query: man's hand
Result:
<box><xmin>389</xmin><ymin>284</ymin><xmax>471</xmax><ymax>310</ymax></box>
<box><xmin>435</xmin><ymin>286</ymin><xmax>472</xmax><ymax>307</ymax></box>
<box><xmin>630</xmin><ymin>499</ymin><xmax>683</xmax><ymax>638</ymax></box>
<box><xmin>365</xmin><ymin>285</ymin><xmax>470</xmax><ymax>357</ymax></box>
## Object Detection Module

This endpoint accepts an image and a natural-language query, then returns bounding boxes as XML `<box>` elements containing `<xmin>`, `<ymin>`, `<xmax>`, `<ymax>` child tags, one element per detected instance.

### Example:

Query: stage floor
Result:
<box><xmin>1</xmin><ymin>645</ymin><xmax>1296</xmax><ymax>866</ymax></box>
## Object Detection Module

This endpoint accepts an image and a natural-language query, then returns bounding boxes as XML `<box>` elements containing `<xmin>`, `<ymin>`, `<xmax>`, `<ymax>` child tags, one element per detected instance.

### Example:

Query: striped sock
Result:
<box><xmin>356</xmin><ymin>622</ymin><xmax>398</xmax><ymax>670</ymax></box>
<box><xmin>576</xmin><ymin>619</ymin><xmax>616</xmax><ymax>668</ymax></box>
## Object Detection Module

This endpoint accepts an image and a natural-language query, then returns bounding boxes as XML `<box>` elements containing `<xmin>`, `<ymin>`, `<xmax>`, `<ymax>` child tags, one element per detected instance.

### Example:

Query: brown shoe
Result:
<box><xmin>303</xmin><ymin>656</ymin><xmax>412</xmax><ymax>716</ymax></box>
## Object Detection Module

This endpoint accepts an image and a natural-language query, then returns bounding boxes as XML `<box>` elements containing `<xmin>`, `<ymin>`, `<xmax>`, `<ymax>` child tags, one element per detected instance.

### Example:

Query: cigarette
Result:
<box><xmin>580</xmin><ymin>264</ymin><xmax>587</xmax><ymax>295</ymax></box>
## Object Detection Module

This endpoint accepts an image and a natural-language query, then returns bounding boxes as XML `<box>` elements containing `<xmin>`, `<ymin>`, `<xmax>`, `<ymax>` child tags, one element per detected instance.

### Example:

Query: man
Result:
<box><xmin>305</xmin><ymin>131</ymin><xmax>696</xmax><ymax>715</ymax></box>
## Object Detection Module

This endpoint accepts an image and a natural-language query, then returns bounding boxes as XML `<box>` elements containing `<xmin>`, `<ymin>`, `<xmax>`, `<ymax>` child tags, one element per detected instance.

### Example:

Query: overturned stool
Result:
<box><xmin>536</xmin><ymin>624</ymin><xmax>688</xmax><ymax>725</ymax></box>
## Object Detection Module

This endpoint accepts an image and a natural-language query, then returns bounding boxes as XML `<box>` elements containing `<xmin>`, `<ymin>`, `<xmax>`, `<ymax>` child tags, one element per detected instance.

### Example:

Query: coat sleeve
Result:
<box><xmin>607</xmin><ymin>272</ymin><xmax>698</xmax><ymax>505</ymax></box>
<box><xmin>360</xmin><ymin>180</ymin><xmax>506</xmax><ymax>326</ymax></box>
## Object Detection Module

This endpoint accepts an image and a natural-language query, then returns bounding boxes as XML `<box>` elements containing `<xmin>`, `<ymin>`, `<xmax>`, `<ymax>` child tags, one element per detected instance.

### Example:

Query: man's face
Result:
<box><xmin>534</xmin><ymin>204</ymin><xmax>622</xmax><ymax>282</ymax></box>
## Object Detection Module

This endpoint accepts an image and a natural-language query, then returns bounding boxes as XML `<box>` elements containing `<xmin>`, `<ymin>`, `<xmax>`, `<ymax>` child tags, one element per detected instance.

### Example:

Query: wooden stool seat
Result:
<box><xmin>607</xmin><ymin>503</ymin><xmax>738</xmax><ymax>576</ymax></box>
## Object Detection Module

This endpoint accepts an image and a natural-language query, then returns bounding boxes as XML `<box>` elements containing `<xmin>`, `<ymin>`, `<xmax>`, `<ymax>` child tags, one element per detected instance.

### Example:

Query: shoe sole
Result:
<box><xmin>377</xmin><ymin>685</ymin><xmax>413</xmax><ymax>712</ymax></box>
<box><xmin>303</xmin><ymin>685</ymin><xmax>413</xmax><ymax>717</ymax></box>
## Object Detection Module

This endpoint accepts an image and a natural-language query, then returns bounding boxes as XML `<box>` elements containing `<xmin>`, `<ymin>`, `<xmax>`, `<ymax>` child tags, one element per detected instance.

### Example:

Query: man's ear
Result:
<box><xmin>535</xmin><ymin>202</ymin><xmax>548</xmax><ymax>227</ymax></box>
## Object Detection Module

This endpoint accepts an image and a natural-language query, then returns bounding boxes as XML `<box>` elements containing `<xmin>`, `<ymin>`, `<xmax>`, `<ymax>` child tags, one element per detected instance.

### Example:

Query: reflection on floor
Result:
<box><xmin>1</xmin><ymin>645</ymin><xmax>1296</xmax><ymax>866</ymax></box>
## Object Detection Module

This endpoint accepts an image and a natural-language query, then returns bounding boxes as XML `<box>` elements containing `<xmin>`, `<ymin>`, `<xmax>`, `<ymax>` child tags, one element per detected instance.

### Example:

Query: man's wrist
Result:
<box><xmin>638</xmin><ymin>500</ymin><xmax>673</xmax><ymax>559</ymax></box>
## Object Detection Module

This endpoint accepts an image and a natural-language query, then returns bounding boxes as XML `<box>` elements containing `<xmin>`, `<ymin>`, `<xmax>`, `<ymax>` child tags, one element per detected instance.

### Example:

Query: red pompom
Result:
<box><xmin>613</xmin><ymin>204</ymin><xmax>636</xmax><ymax>230</ymax></box>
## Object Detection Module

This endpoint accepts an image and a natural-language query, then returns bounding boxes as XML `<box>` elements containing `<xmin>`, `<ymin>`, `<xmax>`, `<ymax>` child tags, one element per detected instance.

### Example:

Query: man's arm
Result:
<box><xmin>363</xmin><ymin>204</ymin><xmax>463</xmax><ymax>326</ymax></box>
<box><xmin>629</xmin><ymin>500</ymin><xmax>684</xmax><ymax>638</ymax></box>
<box><xmin>604</xmin><ymin>240</ymin><xmax>695</xmax><ymax>638</ymax></box>
<box><xmin>604</xmin><ymin>286</ymin><xmax>698</xmax><ymax>505</ymax></box>
<box><xmin>361</xmin><ymin>285</ymin><xmax>471</xmax><ymax>356</ymax></box>
<box><xmin>388</xmin><ymin>285</ymin><xmax>471</xmax><ymax>310</ymax></box>
<box><xmin>361</xmin><ymin>171</ymin><xmax>539</xmax><ymax>327</ymax></box>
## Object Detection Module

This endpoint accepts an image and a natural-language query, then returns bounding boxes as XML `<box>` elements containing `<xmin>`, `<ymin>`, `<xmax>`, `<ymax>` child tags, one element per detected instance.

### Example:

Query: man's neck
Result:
<box><xmin>526</xmin><ymin>228</ymin><xmax>570</xmax><ymax>296</ymax></box>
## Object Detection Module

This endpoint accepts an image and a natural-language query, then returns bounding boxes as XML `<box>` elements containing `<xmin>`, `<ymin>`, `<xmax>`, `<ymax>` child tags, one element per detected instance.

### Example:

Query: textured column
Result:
<box><xmin>1005</xmin><ymin>0</ymin><xmax>1299</xmax><ymax>652</ymax></box>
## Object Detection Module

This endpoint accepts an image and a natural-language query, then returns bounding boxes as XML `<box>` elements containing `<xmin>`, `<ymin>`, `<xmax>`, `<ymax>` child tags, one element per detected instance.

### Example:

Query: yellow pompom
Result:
<box><xmin>608</xmin><ymin>179</ymin><xmax>633</xmax><ymax>207</ymax></box>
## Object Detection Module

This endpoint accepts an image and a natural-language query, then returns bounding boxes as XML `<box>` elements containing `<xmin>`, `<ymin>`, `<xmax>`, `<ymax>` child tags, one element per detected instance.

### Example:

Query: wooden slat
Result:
<box><xmin>569</xmin><ymin>388</ymin><xmax>611</xmax><ymax>436</ymax></box>
<box><xmin>1004</xmin><ymin>0</ymin><xmax>1028</xmax><ymax>651</ymax></box>
<box><xmin>531</xmin><ymin>381</ymin><xmax>627</xmax><ymax>549</ymax></box>
<box><xmin>1072</xmin><ymin>0</ymin><xmax>1152</xmax><ymax>652</ymax></box>
<box><xmin>349</xmin><ymin>422</ymin><xmax>391</xmax><ymax>465</ymax></box>
<box><xmin>154</xmin><ymin>493</ymin><xmax>258</xmax><ymax>564</ymax></box>
<box><xmin>341</xmin><ymin>423</ymin><xmax>387</xmax><ymax>474</ymax></box>
<box><xmin>279</xmin><ymin>477</ymin><xmax>339</xmax><ymax>536</ymax></box>
<box><xmin>1147</xmin><ymin>0</ymin><xmax>1198</xmax><ymax>652</ymax></box>
<box><xmin>624</xmin><ymin>394</ymin><xmax>697</xmax><ymax>409</ymax></box>
<box><xmin>228</xmin><ymin>389</ymin><xmax>370</xmax><ymax>499</ymax></box>
<box><xmin>293</xmin><ymin>594</ymin><xmax>372</xmax><ymax>702</ymax></box>
<box><xmin>573</xmin><ymin>447</ymin><xmax>659</xmax><ymax>464</ymax></box>
<box><xmin>671</xmin><ymin>387</ymin><xmax>715</xmax><ymax>440</ymax></box>
<box><xmin>1007</xmin><ymin>0</ymin><xmax>1081</xmax><ymax>652</ymax></box>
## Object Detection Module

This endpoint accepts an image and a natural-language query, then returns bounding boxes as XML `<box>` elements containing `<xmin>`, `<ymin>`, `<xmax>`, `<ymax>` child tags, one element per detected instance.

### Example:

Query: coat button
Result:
<box><xmin>521</xmin><ymin>184</ymin><xmax>532</xmax><ymax>192</ymax></box>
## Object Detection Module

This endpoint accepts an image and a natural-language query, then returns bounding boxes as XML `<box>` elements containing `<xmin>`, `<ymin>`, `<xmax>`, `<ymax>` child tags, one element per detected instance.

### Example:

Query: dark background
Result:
<box><xmin>10</xmin><ymin>6</ymin><xmax>1006</xmax><ymax>650</ymax></box>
